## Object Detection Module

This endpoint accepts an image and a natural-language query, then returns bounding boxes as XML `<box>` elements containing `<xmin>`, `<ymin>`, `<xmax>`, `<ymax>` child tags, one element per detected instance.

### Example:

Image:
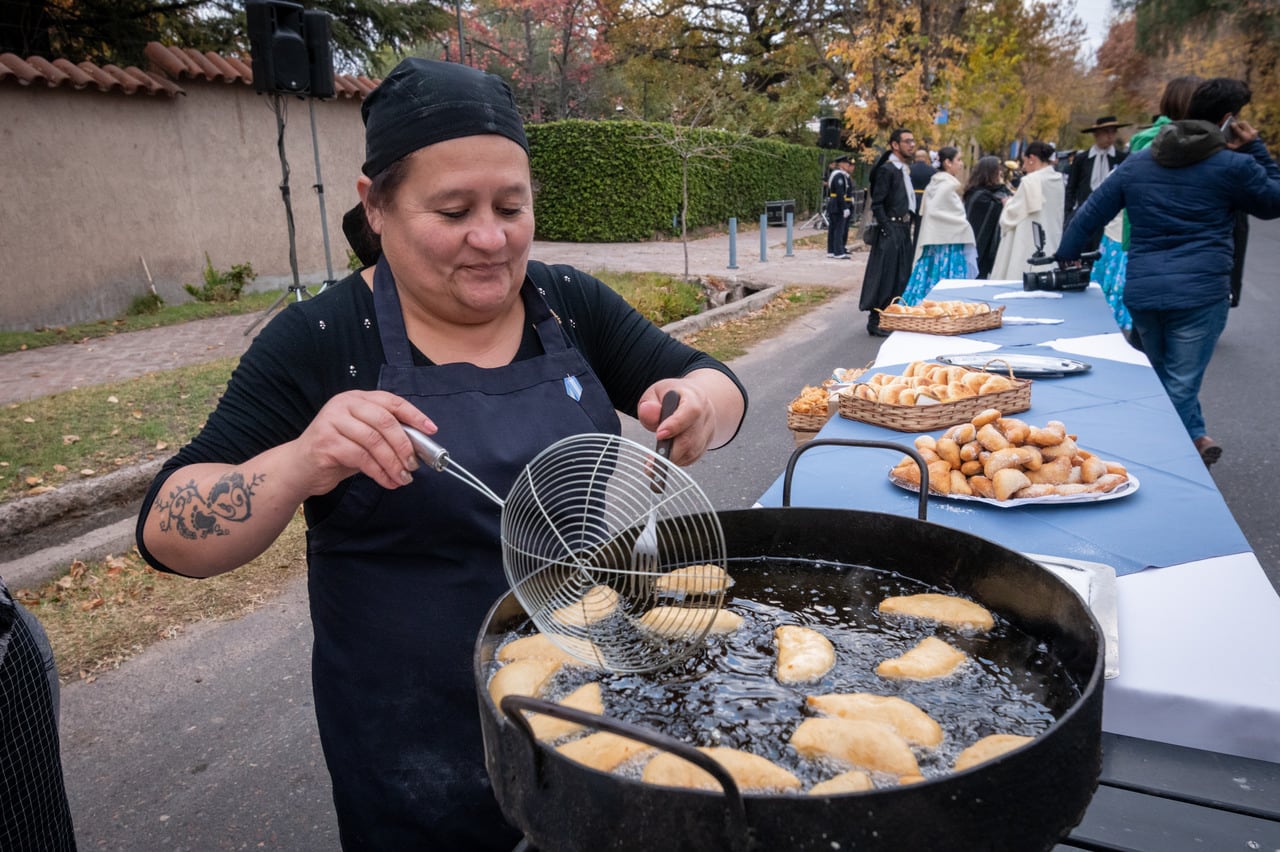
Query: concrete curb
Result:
<box><xmin>0</xmin><ymin>286</ymin><xmax>789</xmax><ymax>591</ymax></box>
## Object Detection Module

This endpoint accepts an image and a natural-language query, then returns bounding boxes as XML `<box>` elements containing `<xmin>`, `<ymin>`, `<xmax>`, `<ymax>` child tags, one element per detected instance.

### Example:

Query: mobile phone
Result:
<box><xmin>1220</xmin><ymin>115</ymin><xmax>1236</xmax><ymax>142</ymax></box>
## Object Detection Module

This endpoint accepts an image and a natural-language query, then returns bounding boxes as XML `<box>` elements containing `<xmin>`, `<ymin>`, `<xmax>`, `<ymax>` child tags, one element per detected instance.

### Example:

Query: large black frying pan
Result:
<box><xmin>474</xmin><ymin>439</ymin><xmax>1104</xmax><ymax>852</ymax></box>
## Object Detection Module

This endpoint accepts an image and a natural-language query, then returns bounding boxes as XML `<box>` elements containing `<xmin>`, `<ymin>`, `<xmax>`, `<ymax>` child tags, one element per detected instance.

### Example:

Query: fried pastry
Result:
<box><xmin>556</xmin><ymin>731</ymin><xmax>651</xmax><ymax>772</ymax></box>
<box><xmin>488</xmin><ymin>657</ymin><xmax>559</xmax><ymax>706</ymax></box>
<box><xmin>497</xmin><ymin>632</ymin><xmax>577</xmax><ymax>665</ymax></box>
<box><xmin>806</xmin><ymin>693</ymin><xmax>945</xmax><ymax>747</ymax></box>
<box><xmin>642</xmin><ymin>747</ymin><xmax>802</xmax><ymax>792</ymax></box>
<box><xmin>878</xmin><ymin>593</ymin><xmax>995</xmax><ymax>632</ymax></box>
<box><xmin>775</xmin><ymin>625</ymin><xmax>836</xmax><ymax>683</ymax></box>
<box><xmin>790</xmin><ymin>717</ymin><xmax>920</xmax><ymax>776</ymax></box>
<box><xmin>876</xmin><ymin>636</ymin><xmax>967</xmax><ymax>680</ymax></box>
<box><xmin>637</xmin><ymin>606</ymin><xmax>741</xmax><ymax>638</ymax></box>
<box><xmin>953</xmin><ymin>734</ymin><xmax>1034</xmax><ymax>771</ymax></box>
<box><xmin>551</xmin><ymin>585</ymin><xmax>619</xmax><ymax>628</ymax></box>
<box><xmin>654</xmin><ymin>564</ymin><xmax>733</xmax><ymax>596</ymax></box>
<box><xmin>528</xmin><ymin>682</ymin><xmax>604</xmax><ymax>742</ymax></box>
<box><xmin>808</xmin><ymin>769</ymin><xmax>874</xmax><ymax>795</ymax></box>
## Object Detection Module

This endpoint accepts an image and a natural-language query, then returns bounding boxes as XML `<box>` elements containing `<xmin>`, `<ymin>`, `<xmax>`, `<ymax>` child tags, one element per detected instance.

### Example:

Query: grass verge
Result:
<box><xmin>679</xmin><ymin>286</ymin><xmax>839</xmax><ymax>361</ymax></box>
<box><xmin>15</xmin><ymin>516</ymin><xmax>307</xmax><ymax>683</ymax></box>
<box><xmin>0</xmin><ymin>291</ymin><xmax>289</xmax><ymax>355</ymax></box>
<box><xmin>0</xmin><ymin>359</ymin><xmax>237</xmax><ymax>502</ymax></box>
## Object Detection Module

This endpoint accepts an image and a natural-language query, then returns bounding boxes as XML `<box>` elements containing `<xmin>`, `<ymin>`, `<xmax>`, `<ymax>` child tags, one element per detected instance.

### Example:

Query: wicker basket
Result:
<box><xmin>791</xmin><ymin>428</ymin><xmax>821</xmax><ymax>447</ymax></box>
<box><xmin>876</xmin><ymin>299</ymin><xmax>1004</xmax><ymax>336</ymax></box>
<box><xmin>786</xmin><ymin>408</ymin><xmax>833</xmax><ymax>433</ymax></box>
<box><xmin>838</xmin><ymin>363</ymin><xmax>1032</xmax><ymax>432</ymax></box>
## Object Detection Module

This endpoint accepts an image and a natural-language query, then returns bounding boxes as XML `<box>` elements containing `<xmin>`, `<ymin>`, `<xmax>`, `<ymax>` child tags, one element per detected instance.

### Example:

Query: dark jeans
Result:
<box><xmin>1128</xmin><ymin>298</ymin><xmax>1229</xmax><ymax>441</ymax></box>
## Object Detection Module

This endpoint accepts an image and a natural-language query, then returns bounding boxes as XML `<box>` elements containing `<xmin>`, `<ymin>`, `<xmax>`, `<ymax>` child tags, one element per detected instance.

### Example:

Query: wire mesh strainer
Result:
<box><xmin>405</xmin><ymin>428</ymin><xmax>728</xmax><ymax>673</ymax></box>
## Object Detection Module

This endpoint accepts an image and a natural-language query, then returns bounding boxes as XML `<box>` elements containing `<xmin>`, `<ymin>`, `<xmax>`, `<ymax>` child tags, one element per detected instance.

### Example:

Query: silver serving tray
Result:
<box><xmin>1024</xmin><ymin>552</ymin><xmax>1120</xmax><ymax>679</ymax></box>
<box><xmin>934</xmin><ymin>352</ymin><xmax>1092</xmax><ymax>377</ymax></box>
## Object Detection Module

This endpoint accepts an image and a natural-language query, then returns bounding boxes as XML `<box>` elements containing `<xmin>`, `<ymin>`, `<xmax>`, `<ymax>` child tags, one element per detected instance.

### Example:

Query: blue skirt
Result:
<box><xmin>1090</xmin><ymin>235</ymin><xmax>1131</xmax><ymax>330</ymax></box>
<box><xmin>903</xmin><ymin>244</ymin><xmax>970</xmax><ymax>305</ymax></box>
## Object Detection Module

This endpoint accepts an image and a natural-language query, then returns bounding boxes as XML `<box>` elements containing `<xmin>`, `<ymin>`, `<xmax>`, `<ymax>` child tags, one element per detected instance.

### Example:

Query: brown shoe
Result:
<box><xmin>1194</xmin><ymin>436</ymin><xmax>1222</xmax><ymax>467</ymax></box>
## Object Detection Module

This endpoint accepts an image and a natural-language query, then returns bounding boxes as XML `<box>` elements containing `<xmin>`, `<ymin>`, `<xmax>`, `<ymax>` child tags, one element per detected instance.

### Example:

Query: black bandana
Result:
<box><xmin>361</xmin><ymin>58</ymin><xmax>528</xmax><ymax>177</ymax></box>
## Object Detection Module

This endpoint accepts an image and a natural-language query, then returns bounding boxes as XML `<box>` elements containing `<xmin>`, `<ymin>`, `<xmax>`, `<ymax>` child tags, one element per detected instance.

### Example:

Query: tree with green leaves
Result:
<box><xmin>0</xmin><ymin>0</ymin><xmax>450</xmax><ymax>72</ymax></box>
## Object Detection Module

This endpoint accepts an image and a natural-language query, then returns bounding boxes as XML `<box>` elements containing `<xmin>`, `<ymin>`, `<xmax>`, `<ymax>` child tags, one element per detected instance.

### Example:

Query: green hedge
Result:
<box><xmin>527</xmin><ymin>120</ymin><xmax>826</xmax><ymax>242</ymax></box>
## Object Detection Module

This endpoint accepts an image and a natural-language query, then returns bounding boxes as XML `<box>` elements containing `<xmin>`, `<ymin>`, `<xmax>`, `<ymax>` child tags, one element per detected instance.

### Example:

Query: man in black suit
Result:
<box><xmin>1065</xmin><ymin>115</ymin><xmax>1131</xmax><ymax>250</ymax></box>
<box><xmin>859</xmin><ymin>128</ymin><xmax>917</xmax><ymax>336</ymax></box>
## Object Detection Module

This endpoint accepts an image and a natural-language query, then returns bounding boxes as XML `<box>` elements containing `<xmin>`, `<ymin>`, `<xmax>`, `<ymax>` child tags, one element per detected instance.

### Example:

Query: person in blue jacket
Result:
<box><xmin>1056</xmin><ymin>78</ymin><xmax>1280</xmax><ymax>467</ymax></box>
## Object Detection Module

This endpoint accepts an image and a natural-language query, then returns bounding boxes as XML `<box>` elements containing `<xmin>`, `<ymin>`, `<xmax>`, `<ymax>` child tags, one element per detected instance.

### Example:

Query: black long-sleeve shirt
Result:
<box><xmin>137</xmin><ymin>262</ymin><xmax>745</xmax><ymax>570</ymax></box>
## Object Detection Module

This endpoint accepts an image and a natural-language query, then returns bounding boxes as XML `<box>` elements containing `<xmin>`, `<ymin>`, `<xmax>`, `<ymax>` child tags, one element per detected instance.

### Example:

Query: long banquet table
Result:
<box><xmin>757</xmin><ymin>278</ymin><xmax>1280</xmax><ymax>766</ymax></box>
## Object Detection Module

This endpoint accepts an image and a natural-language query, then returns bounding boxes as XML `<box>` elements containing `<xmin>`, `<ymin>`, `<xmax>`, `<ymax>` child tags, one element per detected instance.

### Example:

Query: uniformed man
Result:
<box><xmin>826</xmin><ymin>156</ymin><xmax>855</xmax><ymax>259</ymax></box>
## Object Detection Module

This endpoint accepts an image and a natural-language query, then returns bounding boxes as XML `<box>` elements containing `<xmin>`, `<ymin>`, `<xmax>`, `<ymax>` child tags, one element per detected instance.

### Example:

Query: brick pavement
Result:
<box><xmin>0</xmin><ymin>231</ymin><xmax>862</xmax><ymax>406</ymax></box>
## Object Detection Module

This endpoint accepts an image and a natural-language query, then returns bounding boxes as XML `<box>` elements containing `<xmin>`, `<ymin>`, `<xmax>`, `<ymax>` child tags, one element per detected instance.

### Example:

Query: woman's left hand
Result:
<box><xmin>635</xmin><ymin>369</ymin><xmax>745</xmax><ymax>466</ymax></box>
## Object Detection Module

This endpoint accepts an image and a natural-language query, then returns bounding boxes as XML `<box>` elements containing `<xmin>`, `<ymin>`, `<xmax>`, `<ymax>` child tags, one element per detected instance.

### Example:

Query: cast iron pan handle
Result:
<box><xmin>782</xmin><ymin>438</ymin><xmax>929</xmax><ymax>520</ymax></box>
<box><xmin>500</xmin><ymin>694</ymin><xmax>752</xmax><ymax>852</ymax></box>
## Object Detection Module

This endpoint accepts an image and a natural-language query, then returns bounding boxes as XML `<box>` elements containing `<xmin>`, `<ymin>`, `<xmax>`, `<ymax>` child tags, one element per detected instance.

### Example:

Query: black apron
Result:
<box><xmin>307</xmin><ymin>257</ymin><xmax>620</xmax><ymax>850</ymax></box>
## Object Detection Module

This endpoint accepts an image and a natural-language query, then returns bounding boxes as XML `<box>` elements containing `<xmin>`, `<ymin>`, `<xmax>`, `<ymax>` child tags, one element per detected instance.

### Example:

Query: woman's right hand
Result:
<box><xmin>289</xmin><ymin>390</ymin><xmax>437</xmax><ymax>495</ymax></box>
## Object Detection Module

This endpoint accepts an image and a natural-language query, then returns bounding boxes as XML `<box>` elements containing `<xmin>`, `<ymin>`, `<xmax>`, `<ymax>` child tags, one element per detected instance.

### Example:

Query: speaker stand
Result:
<box><xmin>308</xmin><ymin>98</ymin><xmax>337</xmax><ymax>296</ymax></box>
<box><xmin>247</xmin><ymin>94</ymin><xmax>309</xmax><ymax>336</ymax></box>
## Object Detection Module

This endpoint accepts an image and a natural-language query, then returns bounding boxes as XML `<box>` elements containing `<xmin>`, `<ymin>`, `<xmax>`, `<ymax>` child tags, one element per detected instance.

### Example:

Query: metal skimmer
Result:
<box><xmin>405</xmin><ymin>427</ymin><xmax>727</xmax><ymax>673</ymax></box>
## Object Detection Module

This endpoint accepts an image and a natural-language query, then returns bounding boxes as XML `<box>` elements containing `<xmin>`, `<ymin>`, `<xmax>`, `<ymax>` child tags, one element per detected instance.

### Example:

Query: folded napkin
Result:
<box><xmin>1001</xmin><ymin>316</ymin><xmax>1065</xmax><ymax>325</ymax></box>
<box><xmin>994</xmin><ymin>291</ymin><xmax>1064</xmax><ymax>300</ymax></box>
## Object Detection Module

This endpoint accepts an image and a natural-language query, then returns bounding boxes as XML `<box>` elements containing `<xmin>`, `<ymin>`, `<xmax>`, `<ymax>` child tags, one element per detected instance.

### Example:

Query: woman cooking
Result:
<box><xmin>135</xmin><ymin>58</ymin><xmax>747</xmax><ymax>850</ymax></box>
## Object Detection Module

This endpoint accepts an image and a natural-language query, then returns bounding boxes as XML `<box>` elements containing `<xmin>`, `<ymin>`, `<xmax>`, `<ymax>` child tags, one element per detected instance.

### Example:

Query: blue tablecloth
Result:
<box><xmin>760</xmin><ymin>354</ymin><xmax>1252</xmax><ymax>576</ymax></box>
<box><xmin>936</xmin><ymin>283</ymin><xmax>1124</xmax><ymax>345</ymax></box>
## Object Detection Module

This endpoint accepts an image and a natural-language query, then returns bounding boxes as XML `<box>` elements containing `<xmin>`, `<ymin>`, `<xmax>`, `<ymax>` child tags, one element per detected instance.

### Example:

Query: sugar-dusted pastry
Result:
<box><xmin>775</xmin><ymin>625</ymin><xmax>836</xmax><ymax>684</ymax></box>
<box><xmin>790</xmin><ymin>718</ymin><xmax>920</xmax><ymax>776</ymax></box>
<box><xmin>556</xmin><ymin>731</ymin><xmax>651</xmax><ymax>772</ymax></box>
<box><xmin>953</xmin><ymin>734</ymin><xmax>1034</xmax><ymax>771</ymax></box>
<box><xmin>877</xmin><ymin>593</ymin><xmax>995</xmax><ymax>632</ymax></box>
<box><xmin>551</xmin><ymin>585</ymin><xmax>619</xmax><ymax>628</ymax></box>
<box><xmin>636</xmin><ymin>606</ymin><xmax>740</xmax><ymax>639</ymax></box>
<box><xmin>876</xmin><ymin>636</ymin><xmax>967</xmax><ymax>680</ymax></box>
<box><xmin>806</xmin><ymin>693</ymin><xmax>944</xmax><ymax>747</ymax></box>
<box><xmin>497</xmin><ymin>632</ymin><xmax>577</xmax><ymax>665</ymax></box>
<box><xmin>654</xmin><ymin>564</ymin><xmax>733</xmax><ymax>596</ymax></box>
<box><xmin>642</xmin><ymin>747</ymin><xmax>802</xmax><ymax>793</ymax></box>
<box><xmin>528</xmin><ymin>682</ymin><xmax>604</xmax><ymax>742</ymax></box>
<box><xmin>808</xmin><ymin>769</ymin><xmax>874</xmax><ymax>795</ymax></box>
<box><xmin>488</xmin><ymin>657</ymin><xmax>559</xmax><ymax>706</ymax></box>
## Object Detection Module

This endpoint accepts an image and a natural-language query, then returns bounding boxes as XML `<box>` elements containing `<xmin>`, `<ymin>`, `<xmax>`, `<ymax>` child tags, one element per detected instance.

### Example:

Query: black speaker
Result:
<box><xmin>303</xmin><ymin>10</ymin><xmax>335</xmax><ymax>99</ymax></box>
<box><xmin>246</xmin><ymin>0</ymin><xmax>311</xmax><ymax>95</ymax></box>
<box><xmin>818</xmin><ymin>117</ymin><xmax>842</xmax><ymax>149</ymax></box>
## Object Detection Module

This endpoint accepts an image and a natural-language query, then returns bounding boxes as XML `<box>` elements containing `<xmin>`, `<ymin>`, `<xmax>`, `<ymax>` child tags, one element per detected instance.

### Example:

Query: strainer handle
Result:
<box><xmin>499</xmin><ymin>694</ymin><xmax>750</xmax><ymax>852</ymax></box>
<box><xmin>404</xmin><ymin>426</ymin><xmax>449</xmax><ymax>471</ymax></box>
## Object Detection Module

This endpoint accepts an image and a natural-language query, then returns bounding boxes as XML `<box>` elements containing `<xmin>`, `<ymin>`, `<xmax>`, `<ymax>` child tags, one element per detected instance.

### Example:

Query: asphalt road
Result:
<box><xmin>58</xmin><ymin>218</ymin><xmax>1279</xmax><ymax>850</ymax></box>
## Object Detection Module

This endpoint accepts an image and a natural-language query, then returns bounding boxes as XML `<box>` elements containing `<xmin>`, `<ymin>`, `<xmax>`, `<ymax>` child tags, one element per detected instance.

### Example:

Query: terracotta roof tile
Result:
<box><xmin>1</xmin><ymin>51</ymin><xmax>182</xmax><ymax>96</ymax></box>
<box><xmin>2</xmin><ymin>42</ymin><xmax>379</xmax><ymax>99</ymax></box>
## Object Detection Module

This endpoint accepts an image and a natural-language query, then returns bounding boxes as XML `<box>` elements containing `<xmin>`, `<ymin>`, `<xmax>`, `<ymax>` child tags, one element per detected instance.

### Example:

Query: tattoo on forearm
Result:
<box><xmin>156</xmin><ymin>472</ymin><xmax>265</xmax><ymax>540</ymax></box>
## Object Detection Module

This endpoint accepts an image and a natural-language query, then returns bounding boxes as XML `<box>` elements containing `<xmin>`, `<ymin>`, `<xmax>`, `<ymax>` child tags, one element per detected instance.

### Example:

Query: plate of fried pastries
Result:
<box><xmin>887</xmin><ymin>409</ymin><xmax>1140</xmax><ymax>507</ymax></box>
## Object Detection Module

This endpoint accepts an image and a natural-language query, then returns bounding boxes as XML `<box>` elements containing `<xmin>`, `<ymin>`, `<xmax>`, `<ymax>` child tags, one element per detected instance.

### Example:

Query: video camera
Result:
<box><xmin>1023</xmin><ymin>223</ymin><xmax>1100</xmax><ymax>292</ymax></box>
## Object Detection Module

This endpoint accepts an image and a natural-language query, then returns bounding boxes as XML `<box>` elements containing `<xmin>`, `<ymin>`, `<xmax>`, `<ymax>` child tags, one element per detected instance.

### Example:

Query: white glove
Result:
<box><xmin>843</xmin><ymin>209</ymin><xmax>851</xmax><ymax>218</ymax></box>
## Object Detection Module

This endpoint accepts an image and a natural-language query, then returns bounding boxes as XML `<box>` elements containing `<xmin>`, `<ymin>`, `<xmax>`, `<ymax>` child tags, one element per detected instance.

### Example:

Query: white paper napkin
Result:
<box><xmin>1002</xmin><ymin>316</ymin><xmax>1065</xmax><ymax>325</ymax></box>
<box><xmin>993</xmin><ymin>291</ymin><xmax>1064</xmax><ymax>300</ymax></box>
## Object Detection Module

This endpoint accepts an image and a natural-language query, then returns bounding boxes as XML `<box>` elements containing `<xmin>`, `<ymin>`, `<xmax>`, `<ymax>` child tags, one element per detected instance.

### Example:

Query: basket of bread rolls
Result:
<box><xmin>838</xmin><ymin>360</ymin><xmax>1030</xmax><ymax>432</ymax></box>
<box><xmin>889</xmin><ymin>408</ymin><xmax>1134</xmax><ymax>502</ymax></box>
<box><xmin>875</xmin><ymin>298</ymin><xmax>1004</xmax><ymax>335</ymax></box>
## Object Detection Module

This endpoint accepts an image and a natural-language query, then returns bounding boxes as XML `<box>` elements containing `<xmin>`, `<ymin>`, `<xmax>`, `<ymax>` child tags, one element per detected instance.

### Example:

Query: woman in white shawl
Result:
<box><xmin>990</xmin><ymin>141</ymin><xmax>1065</xmax><ymax>280</ymax></box>
<box><xmin>902</xmin><ymin>147</ymin><xmax>977</xmax><ymax>304</ymax></box>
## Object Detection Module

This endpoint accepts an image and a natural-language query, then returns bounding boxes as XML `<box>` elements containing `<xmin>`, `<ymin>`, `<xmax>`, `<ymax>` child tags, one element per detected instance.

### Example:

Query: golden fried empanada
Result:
<box><xmin>654</xmin><ymin>564</ymin><xmax>733</xmax><ymax>596</ymax></box>
<box><xmin>876</xmin><ymin>636</ymin><xmax>966</xmax><ymax>680</ymax></box>
<box><xmin>528</xmin><ymin>682</ymin><xmax>604</xmax><ymax>742</ymax></box>
<box><xmin>642</xmin><ymin>747</ymin><xmax>802</xmax><ymax>792</ymax></box>
<box><xmin>878</xmin><ymin>593</ymin><xmax>994</xmax><ymax>632</ymax></box>
<box><xmin>953</xmin><ymin>734</ymin><xmax>1034</xmax><ymax>771</ymax></box>
<box><xmin>790</xmin><ymin>718</ymin><xmax>920</xmax><ymax>776</ymax></box>
<box><xmin>551</xmin><ymin>585</ymin><xmax>619</xmax><ymax>628</ymax></box>
<box><xmin>557</xmin><ymin>731</ymin><xmax>651</xmax><ymax>772</ymax></box>
<box><xmin>775</xmin><ymin>625</ymin><xmax>836</xmax><ymax>684</ymax></box>
<box><xmin>808</xmin><ymin>769</ymin><xmax>874</xmax><ymax>795</ymax></box>
<box><xmin>806</xmin><ymin>693</ymin><xmax>944</xmax><ymax>747</ymax></box>
<box><xmin>489</xmin><ymin>658</ymin><xmax>559</xmax><ymax>706</ymax></box>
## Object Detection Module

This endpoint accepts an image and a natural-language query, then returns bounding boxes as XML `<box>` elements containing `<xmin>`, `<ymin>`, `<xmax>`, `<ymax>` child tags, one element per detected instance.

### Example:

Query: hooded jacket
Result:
<box><xmin>1057</xmin><ymin>120</ymin><xmax>1280</xmax><ymax>311</ymax></box>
